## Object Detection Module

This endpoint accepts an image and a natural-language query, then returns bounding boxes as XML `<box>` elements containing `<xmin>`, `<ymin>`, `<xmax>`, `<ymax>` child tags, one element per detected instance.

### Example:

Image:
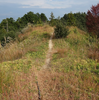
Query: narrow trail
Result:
<box><xmin>35</xmin><ymin>29</ymin><xmax>99</xmax><ymax>100</ymax></box>
<box><xmin>43</xmin><ymin>31</ymin><xmax>53</xmax><ymax>69</ymax></box>
<box><xmin>35</xmin><ymin>29</ymin><xmax>54</xmax><ymax>100</ymax></box>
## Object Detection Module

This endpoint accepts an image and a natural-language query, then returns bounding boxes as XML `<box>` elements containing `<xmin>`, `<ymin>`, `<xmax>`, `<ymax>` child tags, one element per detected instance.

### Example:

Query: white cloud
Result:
<box><xmin>0</xmin><ymin>0</ymin><xmax>96</xmax><ymax>9</ymax></box>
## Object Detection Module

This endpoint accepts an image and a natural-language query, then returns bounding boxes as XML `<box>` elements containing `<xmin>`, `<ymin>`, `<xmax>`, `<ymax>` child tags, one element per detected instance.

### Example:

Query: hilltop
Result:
<box><xmin>0</xmin><ymin>24</ymin><xmax>99</xmax><ymax>100</ymax></box>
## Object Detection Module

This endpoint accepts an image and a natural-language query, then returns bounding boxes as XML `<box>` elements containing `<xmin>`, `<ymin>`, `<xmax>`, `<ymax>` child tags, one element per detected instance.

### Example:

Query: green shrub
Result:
<box><xmin>54</xmin><ymin>21</ymin><xmax>69</xmax><ymax>38</ymax></box>
<box><xmin>7</xmin><ymin>31</ymin><xmax>15</xmax><ymax>39</ymax></box>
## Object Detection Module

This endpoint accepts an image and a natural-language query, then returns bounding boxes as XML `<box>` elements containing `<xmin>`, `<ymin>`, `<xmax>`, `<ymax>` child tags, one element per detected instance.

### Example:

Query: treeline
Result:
<box><xmin>63</xmin><ymin>12</ymin><xmax>86</xmax><ymax>31</ymax></box>
<box><xmin>49</xmin><ymin>12</ymin><xmax>86</xmax><ymax>38</ymax></box>
<box><xmin>50</xmin><ymin>12</ymin><xmax>86</xmax><ymax>31</ymax></box>
<box><xmin>0</xmin><ymin>10</ymin><xmax>94</xmax><ymax>46</ymax></box>
<box><xmin>0</xmin><ymin>11</ymin><xmax>47</xmax><ymax>45</ymax></box>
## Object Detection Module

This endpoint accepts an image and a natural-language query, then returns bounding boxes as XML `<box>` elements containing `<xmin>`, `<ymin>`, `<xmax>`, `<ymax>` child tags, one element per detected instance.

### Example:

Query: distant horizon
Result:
<box><xmin>0</xmin><ymin>0</ymin><xmax>99</xmax><ymax>22</ymax></box>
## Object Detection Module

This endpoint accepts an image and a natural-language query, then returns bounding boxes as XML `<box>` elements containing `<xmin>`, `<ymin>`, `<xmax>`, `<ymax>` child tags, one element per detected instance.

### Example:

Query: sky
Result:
<box><xmin>0</xmin><ymin>0</ymin><xmax>99</xmax><ymax>22</ymax></box>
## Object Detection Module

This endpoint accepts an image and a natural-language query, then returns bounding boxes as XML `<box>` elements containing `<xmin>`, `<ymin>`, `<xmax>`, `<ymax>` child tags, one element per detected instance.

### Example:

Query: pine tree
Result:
<box><xmin>49</xmin><ymin>12</ymin><xmax>55</xmax><ymax>26</ymax></box>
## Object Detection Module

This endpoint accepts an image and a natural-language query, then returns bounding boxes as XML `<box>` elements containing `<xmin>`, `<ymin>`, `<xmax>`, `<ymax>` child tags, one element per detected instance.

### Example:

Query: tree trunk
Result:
<box><xmin>4</xmin><ymin>36</ymin><xmax>6</xmax><ymax>44</ymax></box>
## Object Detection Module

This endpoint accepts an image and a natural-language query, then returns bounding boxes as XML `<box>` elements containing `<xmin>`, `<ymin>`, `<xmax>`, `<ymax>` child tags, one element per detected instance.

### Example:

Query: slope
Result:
<box><xmin>0</xmin><ymin>25</ymin><xmax>99</xmax><ymax>100</ymax></box>
<box><xmin>0</xmin><ymin>24</ymin><xmax>53</xmax><ymax>100</ymax></box>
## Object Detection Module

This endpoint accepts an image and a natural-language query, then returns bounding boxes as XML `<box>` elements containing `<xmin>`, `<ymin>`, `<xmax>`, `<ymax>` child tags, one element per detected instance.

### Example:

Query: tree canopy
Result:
<box><xmin>0</xmin><ymin>11</ymin><xmax>48</xmax><ymax>45</ymax></box>
<box><xmin>62</xmin><ymin>12</ymin><xmax>86</xmax><ymax>31</ymax></box>
<box><xmin>86</xmin><ymin>3</ymin><xmax>99</xmax><ymax>37</ymax></box>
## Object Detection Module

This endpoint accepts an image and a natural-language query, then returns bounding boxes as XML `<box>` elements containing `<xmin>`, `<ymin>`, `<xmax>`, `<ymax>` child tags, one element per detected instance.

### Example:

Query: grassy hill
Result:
<box><xmin>0</xmin><ymin>25</ymin><xmax>99</xmax><ymax>100</ymax></box>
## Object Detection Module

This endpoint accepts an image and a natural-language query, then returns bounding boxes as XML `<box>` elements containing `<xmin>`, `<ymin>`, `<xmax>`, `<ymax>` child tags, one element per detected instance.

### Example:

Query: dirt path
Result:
<box><xmin>35</xmin><ymin>29</ymin><xmax>54</xmax><ymax>100</ymax></box>
<box><xmin>43</xmin><ymin>31</ymin><xmax>53</xmax><ymax>69</ymax></box>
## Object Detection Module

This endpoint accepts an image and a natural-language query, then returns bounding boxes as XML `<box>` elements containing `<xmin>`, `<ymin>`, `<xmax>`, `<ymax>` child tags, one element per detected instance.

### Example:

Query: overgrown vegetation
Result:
<box><xmin>54</xmin><ymin>21</ymin><xmax>69</xmax><ymax>38</ymax></box>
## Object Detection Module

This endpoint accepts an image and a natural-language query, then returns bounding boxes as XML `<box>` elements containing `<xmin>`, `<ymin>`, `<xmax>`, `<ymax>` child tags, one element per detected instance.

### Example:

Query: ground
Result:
<box><xmin>0</xmin><ymin>25</ymin><xmax>99</xmax><ymax>100</ymax></box>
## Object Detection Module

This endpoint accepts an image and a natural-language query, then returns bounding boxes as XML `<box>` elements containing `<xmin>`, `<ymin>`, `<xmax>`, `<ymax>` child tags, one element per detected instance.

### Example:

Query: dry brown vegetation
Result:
<box><xmin>1</xmin><ymin>67</ymin><xmax>99</xmax><ymax>100</ymax></box>
<box><xmin>0</xmin><ymin>67</ymin><xmax>37</xmax><ymax>100</ymax></box>
<box><xmin>0</xmin><ymin>25</ymin><xmax>52</xmax><ymax>63</ymax></box>
<box><xmin>88</xmin><ymin>48</ymin><xmax>99</xmax><ymax>62</ymax></box>
<box><xmin>37</xmin><ymin>69</ymin><xmax>99</xmax><ymax>100</ymax></box>
<box><xmin>52</xmin><ymin>48</ymin><xmax>67</xmax><ymax>58</ymax></box>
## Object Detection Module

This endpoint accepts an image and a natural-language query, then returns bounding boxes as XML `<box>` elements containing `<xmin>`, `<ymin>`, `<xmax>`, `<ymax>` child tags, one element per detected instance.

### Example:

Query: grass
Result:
<box><xmin>0</xmin><ymin>25</ymin><xmax>99</xmax><ymax>100</ymax></box>
<box><xmin>49</xmin><ymin>26</ymin><xmax>99</xmax><ymax>99</ymax></box>
<box><xmin>0</xmin><ymin>24</ymin><xmax>53</xmax><ymax>100</ymax></box>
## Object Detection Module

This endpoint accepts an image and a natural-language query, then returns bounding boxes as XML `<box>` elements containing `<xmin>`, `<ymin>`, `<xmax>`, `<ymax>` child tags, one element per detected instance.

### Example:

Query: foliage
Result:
<box><xmin>40</xmin><ymin>13</ymin><xmax>48</xmax><ymax>22</ymax></box>
<box><xmin>54</xmin><ymin>21</ymin><xmax>69</xmax><ymax>38</ymax></box>
<box><xmin>49</xmin><ymin>12</ymin><xmax>55</xmax><ymax>26</ymax></box>
<box><xmin>67</xmin><ymin>12</ymin><xmax>76</xmax><ymax>26</ymax></box>
<box><xmin>63</xmin><ymin>12</ymin><xmax>87</xmax><ymax>31</ymax></box>
<box><xmin>0</xmin><ymin>11</ymin><xmax>48</xmax><ymax>45</ymax></box>
<box><xmin>74</xmin><ymin>12</ymin><xmax>86</xmax><ymax>31</ymax></box>
<box><xmin>7</xmin><ymin>31</ymin><xmax>15</xmax><ymax>39</ymax></box>
<box><xmin>86</xmin><ymin>3</ymin><xmax>99</xmax><ymax>37</ymax></box>
<box><xmin>49</xmin><ymin>12</ymin><xmax>55</xmax><ymax>21</ymax></box>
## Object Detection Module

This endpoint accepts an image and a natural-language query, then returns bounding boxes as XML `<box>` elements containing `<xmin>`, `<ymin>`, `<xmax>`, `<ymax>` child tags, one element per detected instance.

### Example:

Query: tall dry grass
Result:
<box><xmin>0</xmin><ymin>66</ymin><xmax>38</xmax><ymax>100</ymax></box>
<box><xmin>32</xmin><ymin>69</ymin><xmax>99</xmax><ymax>100</ymax></box>
<box><xmin>0</xmin><ymin>24</ymin><xmax>52</xmax><ymax>63</ymax></box>
<box><xmin>88</xmin><ymin>48</ymin><xmax>99</xmax><ymax>62</ymax></box>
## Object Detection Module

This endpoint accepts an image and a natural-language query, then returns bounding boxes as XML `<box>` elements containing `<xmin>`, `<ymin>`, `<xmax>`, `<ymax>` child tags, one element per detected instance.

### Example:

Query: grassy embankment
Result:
<box><xmin>0</xmin><ymin>24</ymin><xmax>53</xmax><ymax>100</ymax></box>
<box><xmin>31</xmin><ymin>26</ymin><xmax>99</xmax><ymax>100</ymax></box>
<box><xmin>0</xmin><ymin>25</ymin><xmax>99</xmax><ymax>100</ymax></box>
<box><xmin>48</xmin><ymin>26</ymin><xmax>99</xmax><ymax>100</ymax></box>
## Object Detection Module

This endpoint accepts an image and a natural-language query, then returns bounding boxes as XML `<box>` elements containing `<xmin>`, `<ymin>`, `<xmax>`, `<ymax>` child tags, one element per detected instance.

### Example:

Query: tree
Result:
<box><xmin>62</xmin><ymin>12</ymin><xmax>86</xmax><ymax>30</ymax></box>
<box><xmin>63</xmin><ymin>14</ymin><xmax>68</xmax><ymax>21</ymax></box>
<box><xmin>49</xmin><ymin>12</ymin><xmax>55</xmax><ymax>26</ymax></box>
<box><xmin>86</xmin><ymin>3</ymin><xmax>99</xmax><ymax>37</ymax></box>
<box><xmin>49</xmin><ymin>12</ymin><xmax>55</xmax><ymax>21</ymax></box>
<box><xmin>67</xmin><ymin>12</ymin><xmax>76</xmax><ymax>26</ymax></box>
<box><xmin>0</xmin><ymin>19</ymin><xmax>7</xmax><ymax>30</ymax></box>
<box><xmin>26</xmin><ymin>12</ymin><xmax>36</xmax><ymax>23</ymax></box>
<box><xmin>0</xmin><ymin>27</ymin><xmax>7</xmax><ymax>43</ymax></box>
<box><xmin>74</xmin><ymin>12</ymin><xmax>86</xmax><ymax>31</ymax></box>
<box><xmin>54</xmin><ymin>21</ymin><xmax>69</xmax><ymax>38</ymax></box>
<box><xmin>40</xmin><ymin>13</ymin><xmax>47</xmax><ymax>22</ymax></box>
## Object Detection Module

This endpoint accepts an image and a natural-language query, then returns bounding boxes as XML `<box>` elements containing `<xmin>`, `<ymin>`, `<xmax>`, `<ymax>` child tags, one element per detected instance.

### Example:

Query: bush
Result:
<box><xmin>54</xmin><ymin>21</ymin><xmax>69</xmax><ymax>38</ymax></box>
<box><xmin>7</xmin><ymin>31</ymin><xmax>15</xmax><ymax>39</ymax></box>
